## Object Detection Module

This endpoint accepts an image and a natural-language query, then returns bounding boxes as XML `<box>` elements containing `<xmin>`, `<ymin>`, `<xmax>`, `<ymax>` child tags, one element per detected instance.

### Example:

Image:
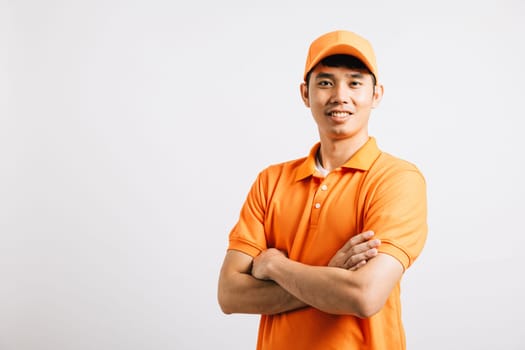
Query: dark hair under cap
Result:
<box><xmin>305</xmin><ymin>54</ymin><xmax>377</xmax><ymax>86</ymax></box>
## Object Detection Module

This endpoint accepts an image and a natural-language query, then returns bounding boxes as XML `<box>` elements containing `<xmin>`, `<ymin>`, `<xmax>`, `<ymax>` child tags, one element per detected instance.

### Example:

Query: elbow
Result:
<box><xmin>352</xmin><ymin>288</ymin><xmax>385</xmax><ymax>319</ymax></box>
<box><xmin>354</xmin><ymin>301</ymin><xmax>382</xmax><ymax>319</ymax></box>
<box><xmin>218</xmin><ymin>300</ymin><xmax>234</xmax><ymax>315</ymax></box>
<box><xmin>219</xmin><ymin>304</ymin><xmax>234</xmax><ymax>315</ymax></box>
<box><xmin>217</xmin><ymin>285</ymin><xmax>235</xmax><ymax>315</ymax></box>
<box><xmin>327</xmin><ymin>285</ymin><xmax>385</xmax><ymax>318</ymax></box>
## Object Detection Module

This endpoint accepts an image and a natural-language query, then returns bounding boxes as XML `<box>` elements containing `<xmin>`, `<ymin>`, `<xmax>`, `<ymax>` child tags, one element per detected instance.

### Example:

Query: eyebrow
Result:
<box><xmin>315</xmin><ymin>72</ymin><xmax>365</xmax><ymax>80</ymax></box>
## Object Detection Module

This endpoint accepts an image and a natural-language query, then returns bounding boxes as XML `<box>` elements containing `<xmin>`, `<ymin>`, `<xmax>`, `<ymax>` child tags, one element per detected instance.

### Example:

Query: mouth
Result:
<box><xmin>327</xmin><ymin>110</ymin><xmax>353</xmax><ymax>122</ymax></box>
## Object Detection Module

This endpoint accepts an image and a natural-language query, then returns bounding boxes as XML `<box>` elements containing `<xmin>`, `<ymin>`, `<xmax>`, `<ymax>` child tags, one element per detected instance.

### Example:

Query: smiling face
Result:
<box><xmin>301</xmin><ymin>58</ymin><xmax>383</xmax><ymax>144</ymax></box>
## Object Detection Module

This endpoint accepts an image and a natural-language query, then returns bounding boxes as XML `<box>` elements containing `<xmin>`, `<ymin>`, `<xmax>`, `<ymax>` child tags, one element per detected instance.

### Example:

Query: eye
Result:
<box><xmin>349</xmin><ymin>80</ymin><xmax>362</xmax><ymax>88</ymax></box>
<box><xmin>317</xmin><ymin>80</ymin><xmax>333</xmax><ymax>87</ymax></box>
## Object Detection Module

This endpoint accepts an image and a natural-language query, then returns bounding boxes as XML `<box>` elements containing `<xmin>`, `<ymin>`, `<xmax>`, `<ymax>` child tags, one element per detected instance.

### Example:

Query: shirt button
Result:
<box><xmin>314</xmin><ymin>203</ymin><xmax>321</xmax><ymax>209</ymax></box>
<box><xmin>321</xmin><ymin>184</ymin><xmax>328</xmax><ymax>191</ymax></box>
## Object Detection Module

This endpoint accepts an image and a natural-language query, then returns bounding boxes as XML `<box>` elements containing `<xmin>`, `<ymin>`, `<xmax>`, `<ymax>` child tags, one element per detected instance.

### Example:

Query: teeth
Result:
<box><xmin>331</xmin><ymin>112</ymin><xmax>350</xmax><ymax>117</ymax></box>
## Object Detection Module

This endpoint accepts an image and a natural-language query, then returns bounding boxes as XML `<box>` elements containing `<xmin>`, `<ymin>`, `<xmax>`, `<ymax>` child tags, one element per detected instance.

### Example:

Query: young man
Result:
<box><xmin>218</xmin><ymin>30</ymin><xmax>427</xmax><ymax>350</ymax></box>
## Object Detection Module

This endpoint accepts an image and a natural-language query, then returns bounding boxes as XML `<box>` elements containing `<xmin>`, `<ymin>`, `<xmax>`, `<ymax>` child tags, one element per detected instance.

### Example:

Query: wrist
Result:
<box><xmin>266</xmin><ymin>253</ymin><xmax>288</xmax><ymax>282</ymax></box>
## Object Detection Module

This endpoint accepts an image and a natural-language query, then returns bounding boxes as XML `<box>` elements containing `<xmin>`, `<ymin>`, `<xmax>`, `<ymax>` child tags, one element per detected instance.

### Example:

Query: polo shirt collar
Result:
<box><xmin>295</xmin><ymin>137</ymin><xmax>381</xmax><ymax>181</ymax></box>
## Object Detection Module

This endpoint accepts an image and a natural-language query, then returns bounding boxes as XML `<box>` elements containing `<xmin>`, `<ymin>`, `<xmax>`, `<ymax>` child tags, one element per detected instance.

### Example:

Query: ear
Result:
<box><xmin>300</xmin><ymin>82</ymin><xmax>310</xmax><ymax>108</ymax></box>
<box><xmin>371</xmin><ymin>83</ymin><xmax>384</xmax><ymax>109</ymax></box>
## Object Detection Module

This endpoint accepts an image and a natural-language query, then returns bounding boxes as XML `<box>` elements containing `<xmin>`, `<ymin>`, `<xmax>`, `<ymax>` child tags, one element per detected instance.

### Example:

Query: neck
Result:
<box><xmin>317</xmin><ymin>135</ymin><xmax>369</xmax><ymax>171</ymax></box>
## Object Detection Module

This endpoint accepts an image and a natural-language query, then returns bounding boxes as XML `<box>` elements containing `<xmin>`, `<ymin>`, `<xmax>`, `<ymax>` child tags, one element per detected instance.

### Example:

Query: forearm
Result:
<box><xmin>217</xmin><ymin>250</ymin><xmax>307</xmax><ymax>315</ymax></box>
<box><xmin>266</xmin><ymin>257</ymin><xmax>366</xmax><ymax>316</ymax></box>
<box><xmin>254</xmin><ymin>251</ymin><xmax>402</xmax><ymax>318</ymax></box>
<box><xmin>218</xmin><ymin>270</ymin><xmax>307</xmax><ymax>315</ymax></box>
<box><xmin>218</xmin><ymin>232</ymin><xmax>390</xmax><ymax>316</ymax></box>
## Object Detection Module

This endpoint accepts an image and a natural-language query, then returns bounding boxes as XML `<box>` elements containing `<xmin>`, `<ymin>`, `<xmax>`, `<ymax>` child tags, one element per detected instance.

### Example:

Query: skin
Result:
<box><xmin>251</xmin><ymin>248</ymin><xmax>402</xmax><ymax>317</ymax></box>
<box><xmin>218</xmin><ymin>62</ymin><xmax>402</xmax><ymax>318</ymax></box>
<box><xmin>300</xmin><ymin>64</ymin><xmax>384</xmax><ymax>171</ymax></box>
<box><xmin>218</xmin><ymin>231</ymin><xmax>381</xmax><ymax>315</ymax></box>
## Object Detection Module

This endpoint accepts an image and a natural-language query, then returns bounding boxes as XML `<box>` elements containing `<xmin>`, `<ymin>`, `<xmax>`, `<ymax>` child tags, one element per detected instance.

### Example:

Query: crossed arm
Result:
<box><xmin>218</xmin><ymin>231</ymin><xmax>402</xmax><ymax>318</ymax></box>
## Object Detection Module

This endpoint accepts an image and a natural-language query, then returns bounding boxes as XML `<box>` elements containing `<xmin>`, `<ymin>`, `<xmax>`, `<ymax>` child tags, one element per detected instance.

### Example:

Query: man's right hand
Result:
<box><xmin>328</xmin><ymin>231</ymin><xmax>381</xmax><ymax>271</ymax></box>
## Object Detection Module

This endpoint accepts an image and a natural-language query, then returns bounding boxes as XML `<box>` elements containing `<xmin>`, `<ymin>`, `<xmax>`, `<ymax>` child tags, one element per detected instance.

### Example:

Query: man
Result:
<box><xmin>218</xmin><ymin>30</ymin><xmax>427</xmax><ymax>350</ymax></box>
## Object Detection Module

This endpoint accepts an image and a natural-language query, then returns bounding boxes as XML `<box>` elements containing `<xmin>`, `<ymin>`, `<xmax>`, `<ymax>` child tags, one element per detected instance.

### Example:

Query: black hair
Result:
<box><xmin>305</xmin><ymin>54</ymin><xmax>376</xmax><ymax>86</ymax></box>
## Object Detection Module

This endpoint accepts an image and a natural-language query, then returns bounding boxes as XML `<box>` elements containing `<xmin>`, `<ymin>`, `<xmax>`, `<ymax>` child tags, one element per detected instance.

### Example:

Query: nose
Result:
<box><xmin>330</xmin><ymin>83</ymin><xmax>350</xmax><ymax>104</ymax></box>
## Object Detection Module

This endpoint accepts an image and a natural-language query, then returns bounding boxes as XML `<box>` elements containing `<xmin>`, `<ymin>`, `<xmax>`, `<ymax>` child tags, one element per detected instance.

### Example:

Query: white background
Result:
<box><xmin>2</xmin><ymin>0</ymin><xmax>525</xmax><ymax>349</ymax></box>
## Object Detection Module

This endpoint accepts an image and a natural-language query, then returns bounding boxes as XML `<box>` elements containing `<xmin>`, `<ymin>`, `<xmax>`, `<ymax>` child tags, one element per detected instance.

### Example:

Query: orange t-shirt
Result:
<box><xmin>228</xmin><ymin>137</ymin><xmax>428</xmax><ymax>350</ymax></box>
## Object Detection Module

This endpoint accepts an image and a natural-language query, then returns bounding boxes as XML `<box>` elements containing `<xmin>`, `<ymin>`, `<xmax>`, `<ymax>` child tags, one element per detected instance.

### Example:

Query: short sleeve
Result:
<box><xmin>228</xmin><ymin>170</ymin><xmax>269</xmax><ymax>257</ymax></box>
<box><xmin>363</xmin><ymin>167</ymin><xmax>428</xmax><ymax>270</ymax></box>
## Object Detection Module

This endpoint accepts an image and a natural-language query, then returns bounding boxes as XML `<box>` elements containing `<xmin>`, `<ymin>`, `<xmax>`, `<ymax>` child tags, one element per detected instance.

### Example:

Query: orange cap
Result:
<box><xmin>303</xmin><ymin>30</ymin><xmax>378</xmax><ymax>82</ymax></box>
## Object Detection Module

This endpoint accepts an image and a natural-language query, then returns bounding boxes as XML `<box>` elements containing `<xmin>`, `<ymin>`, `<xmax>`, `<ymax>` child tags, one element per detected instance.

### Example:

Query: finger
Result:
<box><xmin>365</xmin><ymin>238</ymin><xmax>381</xmax><ymax>250</ymax></box>
<box><xmin>347</xmin><ymin>239</ymin><xmax>381</xmax><ymax>257</ymax></box>
<box><xmin>350</xmin><ymin>260</ymin><xmax>367</xmax><ymax>271</ymax></box>
<box><xmin>340</xmin><ymin>231</ymin><xmax>375</xmax><ymax>252</ymax></box>
<box><xmin>344</xmin><ymin>248</ymin><xmax>378</xmax><ymax>269</ymax></box>
<box><xmin>339</xmin><ymin>239</ymin><xmax>380</xmax><ymax>269</ymax></box>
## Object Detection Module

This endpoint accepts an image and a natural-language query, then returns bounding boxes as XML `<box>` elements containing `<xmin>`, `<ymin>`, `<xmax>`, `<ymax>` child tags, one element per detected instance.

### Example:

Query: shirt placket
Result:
<box><xmin>309</xmin><ymin>176</ymin><xmax>332</xmax><ymax>226</ymax></box>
